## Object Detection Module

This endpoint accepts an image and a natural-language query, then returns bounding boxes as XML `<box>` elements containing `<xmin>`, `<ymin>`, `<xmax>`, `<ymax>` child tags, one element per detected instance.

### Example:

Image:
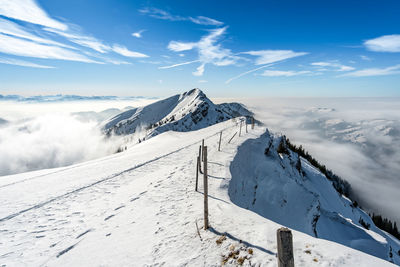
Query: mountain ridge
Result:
<box><xmin>103</xmin><ymin>88</ymin><xmax>253</xmax><ymax>138</ymax></box>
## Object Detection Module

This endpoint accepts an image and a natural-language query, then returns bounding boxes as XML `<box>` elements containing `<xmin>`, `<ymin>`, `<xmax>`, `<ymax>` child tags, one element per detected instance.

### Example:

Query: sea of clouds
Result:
<box><xmin>0</xmin><ymin>98</ymin><xmax>157</xmax><ymax>176</ymax></box>
<box><xmin>215</xmin><ymin>97</ymin><xmax>400</xmax><ymax>225</ymax></box>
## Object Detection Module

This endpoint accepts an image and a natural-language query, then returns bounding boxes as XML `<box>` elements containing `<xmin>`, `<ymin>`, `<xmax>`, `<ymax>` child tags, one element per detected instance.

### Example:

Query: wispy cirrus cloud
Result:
<box><xmin>364</xmin><ymin>34</ymin><xmax>400</xmax><ymax>52</ymax></box>
<box><xmin>139</xmin><ymin>7</ymin><xmax>223</xmax><ymax>26</ymax></box>
<box><xmin>164</xmin><ymin>29</ymin><xmax>308</xmax><ymax>82</ymax></box>
<box><xmin>311</xmin><ymin>61</ymin><xmax>355</xmax><ymax>71</ymax></box>
<box><xmin>0</xmin><ymin>18</ymin><xmax>73</xmax><ymax>49</ymax></box>
<box><xmin>132</xmin><ymin>29</ymin><xmax>146</xmax><ymax>38</ymax></box>
<box><xmin>261</xmin><ymin>70</ymin><xmax>311</xmax><ymax>77</ymax></box>
<box><xmin>243</xmin><ymin>50</ymin><xmax>308</xmax><ymax>65</ymax></box>
<box><xmin>0</xmin><ymin>0</ymin><xmax>67</xmax><ymax>30</ymax></box>
<box><xmin>111</xmin><ymin>44</ymin><xmax>149</xmax><ymax>58</ymax></box>
<box><xmin>0</xmin><ymin>33</ymin><xmax>99</xmax><ymax>63</ymax></box>
<box><xmin>44</xmin><ymin>27</ymin><xmax>111</xmax><ymax>53</ymax></box>
<box><xmin>168</xmin><ymin>41</ymin><xmax>197</xmax><ymax>52</ymax></box>
<box><xmin>45</xmin><ymin>27</ymin><xmax>149</xmax><ymax>58</ymax></box>
<box><xmin>341</xmin><ymin>64</ymin><xmax>400</xmax><ymax>77</ymax></box>
<box><xmin>0</xmin><ymin>0</ymin><xmax>148</xmax><ymax>67</ymax></box>
<box><xmin>158</xmin><ymin>59</ymin><xmax>200</xmax><ymax>69</ymax></box>
<box><xmin>360</xmin><ymin>55</ymin><xmax>372</xmax><ymax>61</ymax></box>
<box><xmin>189</xmin><ymin>16</ymin><xmax>223</xmax><ymax>26</ymax></box>
<box><xmin>225</xmin><ymin>64</ymin><xmax>273</xmax><ymax>84</ymax></box>
<box><xmin>0</xmin><ymin>56</ymin><xmax>54</xmax><ymax>69</ymax></box>
<box><xmin>162</xmin><ymin>27</ymin><xmax>238</xmax><ymax>76</ymax></box>
<box><xmin>225</xmin><ymin>50</ymin><xmax>308</xmax><ymax>83</ymax></box>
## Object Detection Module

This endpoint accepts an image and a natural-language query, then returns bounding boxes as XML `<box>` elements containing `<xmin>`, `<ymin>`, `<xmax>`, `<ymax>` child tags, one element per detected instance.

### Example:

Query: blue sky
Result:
<box><xmin>0</xmin><ymin>0</ymin><xmax>399</xmax><ymax>97</ymax></box>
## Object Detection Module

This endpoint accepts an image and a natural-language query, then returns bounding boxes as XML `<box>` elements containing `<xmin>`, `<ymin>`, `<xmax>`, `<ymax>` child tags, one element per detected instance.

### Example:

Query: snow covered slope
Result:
<box><xmin>103</xmin><ymin>88</ymin><xmax>253</xmax><ymax>138</ymax></box>
<box><xmin>229</xmin><ymin>131</ymin><xmax>400</xmax><ymax>265</ymax></box>
<box><xmin>0</xmin><ymin>118</ymin><xmax>398</xmax><ymax>266</ymax></box>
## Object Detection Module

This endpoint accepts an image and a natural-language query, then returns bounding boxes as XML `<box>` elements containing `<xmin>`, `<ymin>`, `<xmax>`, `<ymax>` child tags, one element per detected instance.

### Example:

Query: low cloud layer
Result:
<box><xmin>214</xmin><ymin>97</ymin><xmax>400</xmax><ymax>224</ymax></box>
<box><xmin>0</xmin><ymin>98</ymin><xmax>158</xmax><ymax>176</ymax></box>
<box><xmin>0</xmin><ymin>114</ymin><xmax>122</xmax><ymax>176</ymax></box>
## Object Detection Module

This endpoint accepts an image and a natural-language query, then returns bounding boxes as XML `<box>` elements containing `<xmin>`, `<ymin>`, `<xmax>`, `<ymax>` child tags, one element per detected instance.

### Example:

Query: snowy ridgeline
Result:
<box><xmin>102</xmin><ymin>88</ymin><xmax>253</xmax><ymax>139</ymax></box>
<box><xmin>0</xmin><ymin>89</ymin><xmax>399</xmax><ymax>266</ymax></box>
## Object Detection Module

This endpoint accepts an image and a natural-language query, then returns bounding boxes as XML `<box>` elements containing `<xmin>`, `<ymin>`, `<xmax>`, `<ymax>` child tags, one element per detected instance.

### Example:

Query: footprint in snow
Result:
<box><xmin>76</xmin><ymin>229</ymin><xmax>92</xmax><ymax>239</ymax></box>
<box><xmin>114</xmin><ymin>205</ymin><xmax>125</xmax><ymax>211</ymax></box>
<box><xmin>104</xmin><ymin>214</ymin><xmax>115</xmax><ymax>221</ymax></box>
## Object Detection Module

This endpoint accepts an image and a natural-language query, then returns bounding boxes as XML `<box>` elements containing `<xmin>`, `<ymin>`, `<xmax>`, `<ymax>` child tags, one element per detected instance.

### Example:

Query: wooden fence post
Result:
<box><xmin>277</xmin><ymin>227</ymin><xmax>294</xmax><ymax>267</ymax></box>
<box><xmin>239</xmin><ymin>120</ymin><xmax>242</xmax><ymax>136</ymax></box>
<box><xmin>218</xmin><ymin>131</ymin><xmax>222</xmax><ymax>151</ymax></box>
<box><xmin>252</xmin><ymin>117</ymin><xmax>255</xmax><ymax>129</ymax></box>
<box><xmin>203</xmin><ymin>146</ymin><xmax>209</xmax><ymax>230</ymax></box>
<box><xmin>246</xmin><ymin>120</ymin><xmax>248</xmax><ymax>133</ymax></box>
<box><xmin>201</xmin><ymin>139</ymin><xmax>205</xmax><ymax>162</ymax></box>
<box><xmin>195</xmin><ymin>156</ymin><xmax>199</xmax><ymax>191</ymax></box>
<box><xmin>198</xmin><ymin>145</ymin><xmax>203</xmax><ymax>174</ymax></box>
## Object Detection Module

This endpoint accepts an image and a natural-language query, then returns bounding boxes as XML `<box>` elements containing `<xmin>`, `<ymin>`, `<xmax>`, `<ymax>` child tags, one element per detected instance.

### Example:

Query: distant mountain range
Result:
<box><xmin>0</xmin><ymin>94</ymin><xmax>157</xmax><ymax>102</ymax></box>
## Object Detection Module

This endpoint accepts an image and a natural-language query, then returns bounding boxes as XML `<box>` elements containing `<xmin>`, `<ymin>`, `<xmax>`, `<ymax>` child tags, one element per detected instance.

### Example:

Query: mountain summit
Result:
<box><xmin>103</xmin><ymin>88</ymin><xmax>252</xmax><ymax>137</ymax></box>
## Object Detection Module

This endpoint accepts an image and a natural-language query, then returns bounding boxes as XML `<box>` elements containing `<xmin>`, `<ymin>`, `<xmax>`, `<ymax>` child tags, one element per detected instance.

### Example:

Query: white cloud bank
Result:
<box><xmin>0</xmin><ymin>114</ymin><xmax>122</xmax><ymax>176</ymax></box>
<box><xmin>213</xmin><ymin>97</ymin><xmax>400</xmax><ymax>225</ymax></box>
<box><xmin>0</xmin><ymin>98</ymin><xmax>160</xmax><ymax>176</ymax></box>
<box><xmin>364</xmin><ymin>34</ymin><xmax>400</xmax><ymax>52</ymax></box>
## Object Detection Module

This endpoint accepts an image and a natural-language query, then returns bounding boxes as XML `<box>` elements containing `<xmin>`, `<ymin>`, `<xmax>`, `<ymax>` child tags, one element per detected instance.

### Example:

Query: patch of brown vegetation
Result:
<box><xmin>216</xmin><ymin>235</ymin><xmax>227</xmax><ymax>245</ymax></box>
<box><xmin>237</xmin><ymin>257</ymin><xmax>245</xmax><ymax>265</ymax></box>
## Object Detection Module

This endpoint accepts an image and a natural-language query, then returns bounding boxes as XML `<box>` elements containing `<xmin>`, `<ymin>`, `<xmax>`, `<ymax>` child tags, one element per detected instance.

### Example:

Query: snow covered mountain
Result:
<box><xmin>1</xmin><ymin>90</ymin><xmax>399</xmax><ymax>266</ymax></box>
<box><xmin>103</xmin><ymin>88</ymin><xmax>253</xmax><ymax>138</ymax></box>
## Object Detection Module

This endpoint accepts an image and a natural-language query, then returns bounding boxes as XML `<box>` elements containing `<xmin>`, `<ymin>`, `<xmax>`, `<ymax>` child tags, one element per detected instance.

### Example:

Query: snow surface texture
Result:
<box><xmin>0</xmin><ymin>119</ymin><xmax>397</xmax><ymax>266</ymax></box>
<box><xmin>103</xmin><ymin>88</ymin><xmax>253</xmax><ymax>138</ymax></box>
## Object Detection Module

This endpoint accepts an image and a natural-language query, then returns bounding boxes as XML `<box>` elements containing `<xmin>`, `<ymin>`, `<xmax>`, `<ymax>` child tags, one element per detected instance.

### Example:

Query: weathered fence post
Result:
<box><xmin>246</xmin><ymin>119</ymin><xmax>248</xmax><ymax>133</ymax></box>
<box><xmin>198</xmin><ymin>145</ymin><xmax>203</xmax><ymax>174</ymax></box>
<box><xmin>218</xmin><ymin>131</ymin><xmax>222</xmax><ymax>151</ymax></box>
<box><xmin>277</xmin><ymin>227</ymin><xmax>294</xmax><ymax>267</ymax></box>
<box><xmin>201</xmin><ymin>139</ymin><xmax>205</xmax><ymax>162</ymax></box>
<box><xmin>252</xmin><ymin>117</ymin><xmax>255</xmax><ymax>129</ymax></box>
<box><xmin>195</xmin><ymin>156</ymin><xmax>200</xmax><ymax>191</ymax></box>
<box><xmin>239</xmin><ymin>120</ymin><xmax>242</xmax><ymax>136</ymax></box>
<box><xmin>203</xmin><ymin>146</ymin><xmax>209</xmax><ymax>230</ymax></box>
